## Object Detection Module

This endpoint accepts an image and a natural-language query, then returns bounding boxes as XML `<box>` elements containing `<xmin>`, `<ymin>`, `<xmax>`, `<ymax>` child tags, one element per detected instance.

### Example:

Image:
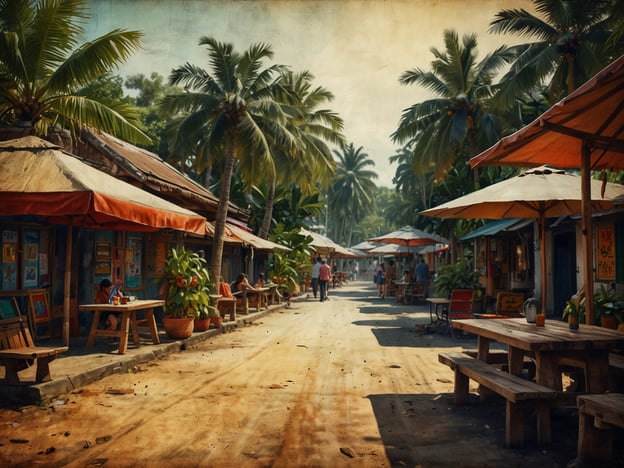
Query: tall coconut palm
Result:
<box><xmin>489</xmin><ymin>0</ymin><xmax>623</xmax><ymax>107</ymax></box>
<box><xmin>160</xmin><ymin>37</ymin><xmax>297</xmax><ymax>280</ymax></box>
<box><xmin>391</xmin><ymin>30</ymin><xmax>514</xmax><ymax>181</ymax></box>
<box><xmin>0</xmin><ymin>0</ymin><xmax>148</xmax><ymax>144</ymax></box>
<box><xmin>328</xmin><ymin>143</ymin><xmax>377</xmax><ymax>246</ymax></box>
<box><xmin>254</xmin><ymin>70</ymin><xmax>345</xmax><ymax>238</ymax></box>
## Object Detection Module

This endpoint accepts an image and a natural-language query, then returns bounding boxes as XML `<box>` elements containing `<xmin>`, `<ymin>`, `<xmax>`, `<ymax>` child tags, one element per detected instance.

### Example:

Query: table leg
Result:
<box><xmin>534</xmin><ymin>353</ymin><xmax>561</xmax><ymax>391</ymax></box>
<box><xmin>129</xmin><ymin>311</ymin><xmax>141</xmax><ymax>346</ymax></box>
<box><xmin>508</xmin><ymin>347</ymin><xmax>526</xmax><ymax>376</ymax></box>
<box><xmin>476</xmin><ymin>336</ymin><xmax>491</xmax><ymax>361</ymax></box>
<box><xmin>145</xmin><ymin>308</ymin><xmax>160</xmax><ymax>345</ymax></box>
<box><xmin>118</xmin><ymin>311</ymin><xmax>131</xmax><ymax>354</ymax></box>
<box><xmin>86</xmin><ymin>310</ymin><xmax>102</xmax><ymax>348</ymax></box>
<box><xmin>584</xmin><ymin>355</ymin><xmax>611</xmax><ymax>393</ymax></box>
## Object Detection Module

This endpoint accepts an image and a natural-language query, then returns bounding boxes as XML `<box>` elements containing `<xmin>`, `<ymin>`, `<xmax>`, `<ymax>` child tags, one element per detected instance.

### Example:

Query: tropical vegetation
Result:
<box><xmin>160</xmin><ymin>247</ymin><xmax>217</xmax><ymax>319</ymax></box>
<box><xmin>0</xmin><ymin>0</ymin><xmax>149</xmax><ymax>144</ymax></box>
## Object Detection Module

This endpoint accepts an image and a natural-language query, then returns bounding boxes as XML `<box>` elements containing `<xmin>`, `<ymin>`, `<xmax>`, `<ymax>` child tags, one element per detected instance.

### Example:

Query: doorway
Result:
<box><xmin>553</xmin><ymin>231</ymin><xmax>577</xmax><ymax>318</ymax></box>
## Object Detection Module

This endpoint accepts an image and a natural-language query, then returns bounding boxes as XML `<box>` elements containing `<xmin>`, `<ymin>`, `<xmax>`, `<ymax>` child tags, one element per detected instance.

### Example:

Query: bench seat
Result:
<box><xmin>0</xmin><ymin>317</ymin><xmax>67</xmax><ymax>384</ymax></box>
<box><xmin>576</xmin><ymin>393</ymin><xmax>624</xmax><ymax>464</ymax></box>
<box><xmin>439</xmin><ymin>351</ymin><xmax>557</xmax><ymax>448</ymax></box>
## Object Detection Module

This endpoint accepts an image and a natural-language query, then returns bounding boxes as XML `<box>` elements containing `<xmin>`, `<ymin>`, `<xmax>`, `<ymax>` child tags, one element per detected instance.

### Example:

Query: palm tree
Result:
<box><xmin>489</xmin><ymin>0</ymin><xmax>623</xmax><ymax>107</ymax></box>
<box><xmin>0</xmin><ymin>0</ymin><xmax>149</xmax><ymax>144</ymax></box>
<box><xmin>159</xmin><ymin>37</ymin><xmax>296</xmax><ymax>281</ymax></box>
<box><xmin>391</xmin><ymin>30</ymin><xmax>513</xmax><ymax>181</ymax></box>
<box><xmin>328</xmin><ymin>143</ymin><xmax>377</xmax><ymax>246</ymax></box>
<box><xmin>255</xmin><ymin>70</ymin><xmax>345</xmax><ymax>238</ymax></box>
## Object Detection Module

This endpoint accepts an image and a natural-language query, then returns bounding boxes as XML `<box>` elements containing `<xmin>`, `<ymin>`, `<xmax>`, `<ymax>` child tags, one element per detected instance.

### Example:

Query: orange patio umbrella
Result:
<box><xmin>469</xmin><ymin>55</ymin><xmax>624</xmax><ymax>324</ymax></box>
<box><xmin>0</xmin><ymin>136</ymin><xmax>207</xmax><ymax>346</ymax></box>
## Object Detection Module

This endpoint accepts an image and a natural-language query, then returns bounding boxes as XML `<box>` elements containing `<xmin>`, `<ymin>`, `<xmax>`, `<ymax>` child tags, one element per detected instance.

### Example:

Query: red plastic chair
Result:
<box><xmin>443</xmin><ymin>289</ymin><xmax>475</xmax><ymax>337</ymax></box>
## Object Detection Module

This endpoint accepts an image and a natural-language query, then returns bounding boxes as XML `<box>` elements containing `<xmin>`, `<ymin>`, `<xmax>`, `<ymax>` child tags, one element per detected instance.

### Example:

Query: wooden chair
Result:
<box><xmin>442</xmin><ymin>289</ymin><xmax>475</xmax><ymax>338</ymax></box>
<box><xmin>216</xmin><ymin>282</ymin><xmax>237</xmax><ymax>321</ymax></box>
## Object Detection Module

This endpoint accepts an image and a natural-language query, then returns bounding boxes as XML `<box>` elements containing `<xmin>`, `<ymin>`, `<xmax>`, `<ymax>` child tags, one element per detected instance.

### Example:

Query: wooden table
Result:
<box><xmin>80</xmin><ymin>300</ymin><xmax>163</xmax><ymax>354</ymax></box>
<box><xmin>452</xmin><ymin>318</ymin><xmax>624</xmax><ymax>393</ymax></box>
<box><xmin>426</xmin><ymin>297</ymin><xmax>451</xmax><ymax>328</ymax></box>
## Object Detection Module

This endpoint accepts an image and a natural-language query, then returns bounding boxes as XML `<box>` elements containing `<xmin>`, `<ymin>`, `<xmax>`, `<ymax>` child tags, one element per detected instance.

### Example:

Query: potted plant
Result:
<box><xmin>594</xmin><ymin>284</ymin><xmax>624</xmax><ymax>329</ymax></box>
<box><xmin>160</xmin><ymin>247</ymin><xmax>216</xmax><ymax>338</ymax></box>
<box><xmin>562</xmin><ymin>293</ymin><xmax>585</xmax><ymax>330</ymax></box>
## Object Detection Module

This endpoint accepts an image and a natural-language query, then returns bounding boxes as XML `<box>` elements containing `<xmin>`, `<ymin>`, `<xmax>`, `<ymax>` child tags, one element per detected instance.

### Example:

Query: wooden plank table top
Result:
<box><xmin>79</xmin><ymin>299</ymin><xmax>163</xmax><ymax>354</ymax></box>
<box><xmin>452</xmin><ymin>318</ymin><xmax>624</xmax><ymax>393</ymax></box>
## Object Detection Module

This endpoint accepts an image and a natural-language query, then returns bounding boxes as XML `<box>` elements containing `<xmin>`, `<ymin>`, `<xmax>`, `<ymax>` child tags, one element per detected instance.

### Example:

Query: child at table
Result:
<box><xmin>95</xmin><ymin>279</ymin><xmax>123</xmax><ymax>330</ymax></box>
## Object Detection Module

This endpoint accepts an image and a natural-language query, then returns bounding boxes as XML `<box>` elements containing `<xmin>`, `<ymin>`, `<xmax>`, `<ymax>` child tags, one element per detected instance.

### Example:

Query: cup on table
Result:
<box><xmin>120</xmin><ymin>296</ymin><xmax>128</xmax><ymax>305</ymax></box>
<box><xmin>112</xmin><ymin>296</ymin><xmax>119</xmax><ymax>305</ymax></box>
<box><xmin>535</xmin><ymin>314</ymin><xmax>545</xmax><ymax>327</ymax></box>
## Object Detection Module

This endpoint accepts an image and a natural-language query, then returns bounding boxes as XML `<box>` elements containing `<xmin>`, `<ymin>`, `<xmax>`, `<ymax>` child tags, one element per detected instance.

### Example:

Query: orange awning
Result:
<box><xmin>0</xmin><ymin>136</ymin><xmax>206</xmax><ymax>235</ymax></box>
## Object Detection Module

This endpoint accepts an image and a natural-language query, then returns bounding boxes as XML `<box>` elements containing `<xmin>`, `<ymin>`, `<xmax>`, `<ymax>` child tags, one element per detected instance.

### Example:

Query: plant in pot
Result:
<box><xmin>160</xmin><ymin>247</ymin><xmax>217</xmax><ymax>338</ymax></box>
<box><xmin>594</xmin><ymin>284</ymin><xmax>624</xmax><ymax>330</ymax></box>
<box><xmin>434</xmin><ymin>260</ymin><xmax>484</xmax><ymax>310</ymax></box>
<box><xmin>267</xmin><ymin>251</ymin><xmax>300</xmax><ymax>302</ymax></box>
<box><xmin>562</xmin><ymin>292</ymin><xmax>585</xmax><ymax>330</ymax></box>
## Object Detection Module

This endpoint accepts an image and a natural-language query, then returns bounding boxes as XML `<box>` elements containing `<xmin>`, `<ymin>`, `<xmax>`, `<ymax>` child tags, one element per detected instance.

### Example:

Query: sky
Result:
<box><xmin>84</xmin><ymin>0</ymin><xmax>533</xmax><ymax>187</ymax></box>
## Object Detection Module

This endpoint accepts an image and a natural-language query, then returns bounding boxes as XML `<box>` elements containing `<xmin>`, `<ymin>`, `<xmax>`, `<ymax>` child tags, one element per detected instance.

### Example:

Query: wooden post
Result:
<box><xmin>581</xmin><ymin>143</ymin><xmax>594</xmax><ymax>325</ymax></box>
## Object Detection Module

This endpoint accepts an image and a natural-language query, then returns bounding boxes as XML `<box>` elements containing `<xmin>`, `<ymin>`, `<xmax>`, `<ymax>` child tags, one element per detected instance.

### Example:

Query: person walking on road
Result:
<box><xmin>318</xmin><ymin>259</ymin><xmax>332</xmax><ymax>302</ymax></box>
<box><xmin>311</xmin><ymin>256</ymin><xmax>322</xmax><ymax>299</ymax></box>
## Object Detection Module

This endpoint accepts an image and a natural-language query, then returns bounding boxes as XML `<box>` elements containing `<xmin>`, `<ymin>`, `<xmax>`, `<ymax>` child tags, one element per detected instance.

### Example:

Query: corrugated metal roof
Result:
<box><xmin>78</xmin><ymin>129</ymin><xmax>248</xmax><ymax>221</ymax></box>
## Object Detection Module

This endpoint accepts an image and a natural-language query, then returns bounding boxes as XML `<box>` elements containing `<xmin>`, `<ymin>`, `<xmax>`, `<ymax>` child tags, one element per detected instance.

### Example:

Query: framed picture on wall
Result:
<box><xmin>125</xmin><ymin>237</ymin><xmax>143</xmax><ymax>289</ymax></box>
<box><xmin>95</xmin><ymin>242</ymin><xmax>112</xmax><ymax>259</ymax></box>
<box><xmin>27</xmin><ymin>288</ymin><xmax>50</xmax><ymax>340</ymax></box>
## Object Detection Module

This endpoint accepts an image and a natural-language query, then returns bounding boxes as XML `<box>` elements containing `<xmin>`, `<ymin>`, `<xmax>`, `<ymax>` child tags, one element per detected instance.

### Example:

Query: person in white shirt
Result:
<box><xmin>311</xmin><ymin>256</ymin><xmax>322</xmax><ymax>299</ymax></box>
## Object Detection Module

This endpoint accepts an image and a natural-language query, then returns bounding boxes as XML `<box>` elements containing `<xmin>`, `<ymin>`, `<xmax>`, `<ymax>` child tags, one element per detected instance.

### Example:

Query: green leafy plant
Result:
<box><xmin>268</xmin><ymin>225</ymin><xmax>314</xmax><ymax>289</ymax></box>
<box><xmin>434</xmin><ymin>261</ymin><xmax>481</xmax><ymax>298</ymax></box>
<box><xmin>562</xmin><ymin>286</ymin><xmax>624</xmax><ymax>326</ymax></box>
<box><xmin>160</xmin><ymin>247</ymin><xmax>217</xmax><ymax>319</ymax></box>
<box><xmin>562</xmin><ymin>292</ymin><xmax>585</xmax><ymax>323</ymax></box>
<box><xmin>267</xmin><ymin>251</ymin><xmax>300</xmax><ymax>292</ymax></box>
<box><xmin>594</xmin><ymin>284</ymin><xmax>624</xmax><ymax>326</ymax></box>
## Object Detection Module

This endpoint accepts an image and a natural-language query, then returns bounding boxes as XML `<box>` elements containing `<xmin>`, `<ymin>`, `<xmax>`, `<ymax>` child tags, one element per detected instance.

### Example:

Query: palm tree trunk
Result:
<box><xmin>210</xmin><ymin>143</ymin><xmax>236</xmax><ymax>281</ymax></box>
<box><xmin>259</xmin><ymin>175</ymin><xmax>276</xmax><ymax>239</ymax></box>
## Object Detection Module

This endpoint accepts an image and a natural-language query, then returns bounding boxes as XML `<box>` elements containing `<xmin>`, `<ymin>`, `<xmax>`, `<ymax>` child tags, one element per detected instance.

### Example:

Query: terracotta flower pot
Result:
<box><xmin>163</xmin><ymin>316</ymin><xmax>194</xmax><ymax>339</ymax></box>
<box><xmin>601</xmin><ymin>315</ymin><xmax>618</xmax><ymax>330</ymax></box>
<box><xmin>193</xmin><ymin>318</ymin><xmax>211</xmax><ymax>332</ymax></box>
<box><xmin>568</xmin><ymin>315</ymin><xmax>579</xmax><ymax>330</ymax></box>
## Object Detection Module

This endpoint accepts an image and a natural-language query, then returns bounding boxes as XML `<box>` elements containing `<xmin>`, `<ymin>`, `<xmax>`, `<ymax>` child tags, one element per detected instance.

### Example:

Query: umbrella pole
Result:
<box><xmin>540</xmin><ymin>215</ymin><xmax>547</xmax><ymax>315</ymax></box>
<box><xmin>582</xmin><ymin>144</ymin><xmax>594</xmax><ymax>325</ymax></box>
<box><xmin>63</xmin><ymin>222</ymin><xmax>73</xmax><ymax>348</ymax></box>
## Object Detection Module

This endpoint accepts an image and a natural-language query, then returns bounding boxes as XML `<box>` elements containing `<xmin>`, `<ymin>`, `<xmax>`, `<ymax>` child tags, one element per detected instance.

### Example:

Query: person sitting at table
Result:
<box><xmin>254</xmin><ymin>273</ymin><xmax>266</xmax><ymax>288</ymax></box>
<box><xmin>233</xmin><ymin>273</ymin><xmax>259</xmax><ymax>293</ymax></box>
<box><xmin>95</xmin><ymin>278</ymin><xmax>123</xmax><ymax>330</ymax></box>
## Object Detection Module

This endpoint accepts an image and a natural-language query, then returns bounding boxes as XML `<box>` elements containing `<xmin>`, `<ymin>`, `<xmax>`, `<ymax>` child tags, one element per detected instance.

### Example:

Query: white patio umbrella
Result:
<box><xmin>421</xmin><ymin>166</ymin><xmax>624</xmax><ymax>314</ymax></box>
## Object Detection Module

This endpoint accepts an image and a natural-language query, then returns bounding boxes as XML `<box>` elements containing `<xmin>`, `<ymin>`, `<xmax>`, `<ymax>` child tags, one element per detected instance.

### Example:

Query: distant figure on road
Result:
<box><xmin>311</xmin><ymin>256</ymin><xmax>322</xmax><ymax>299</ymax></box>
<box><xmin>318</xmin><ymin>259</ymin><xmax>332</xmax><ymax>302</ymax></box>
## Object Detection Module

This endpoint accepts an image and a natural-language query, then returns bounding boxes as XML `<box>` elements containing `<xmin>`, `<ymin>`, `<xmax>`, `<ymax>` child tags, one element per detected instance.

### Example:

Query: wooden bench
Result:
<box><xmin>438</xmin><ymin>352</ymin><xmax>557</xmax><ymax>448</ymax></box>
<box><xmin>576</xmin><ymin>393</ymin><xmax>624</xmax><ymax>464</ymax></box>
<box><xmin>463</xmin><ymin>349</ymin><xmax>536</xmax><ymax>377</ymax></box>
<box><xmin>0</xmin><ymin>317</ymin><xmax>67</xmax><ymax>384</ymax></box>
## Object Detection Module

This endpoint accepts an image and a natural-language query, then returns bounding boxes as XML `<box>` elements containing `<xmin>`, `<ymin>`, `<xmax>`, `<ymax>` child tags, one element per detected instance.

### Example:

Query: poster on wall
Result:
<box><xmin>125</xmin><ymin>237</ymin><xmax>142</xmax><ymax>289</ymax></box>
<box><xmin>597</xmin><ymin>226</ymin><xmax>616</xmax><ymax>281</ymax></box>
<box><xmin>23</xmin><ymin>230</ymin><xmax>39</xmax><ymax>288</ymax></box>
<box><xmin>2</xmin><ymin>230</ymin><xmax>18</xmax><ymax>290</ymax></box>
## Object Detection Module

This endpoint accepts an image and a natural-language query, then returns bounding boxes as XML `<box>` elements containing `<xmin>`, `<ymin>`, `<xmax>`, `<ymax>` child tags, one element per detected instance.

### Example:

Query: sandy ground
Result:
<box><xmin>0</xmin><ymin>281</ymin><xmax>614</xmax><ymax>467</ymax></box>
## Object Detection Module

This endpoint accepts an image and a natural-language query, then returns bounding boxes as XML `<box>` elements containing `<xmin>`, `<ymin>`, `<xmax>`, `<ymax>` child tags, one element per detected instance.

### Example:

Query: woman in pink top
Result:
<box><xmin>318</xmin><ymin>259</ymin><xmax>332</xmax><ymax>302</ymax></box>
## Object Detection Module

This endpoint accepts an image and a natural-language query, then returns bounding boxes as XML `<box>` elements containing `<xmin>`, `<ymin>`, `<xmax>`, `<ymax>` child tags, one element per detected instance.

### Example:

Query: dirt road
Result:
<box><xmin>0</xmin><ymin>282</ymin><xmax>585</xmax><ymax>467</ymax></box>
